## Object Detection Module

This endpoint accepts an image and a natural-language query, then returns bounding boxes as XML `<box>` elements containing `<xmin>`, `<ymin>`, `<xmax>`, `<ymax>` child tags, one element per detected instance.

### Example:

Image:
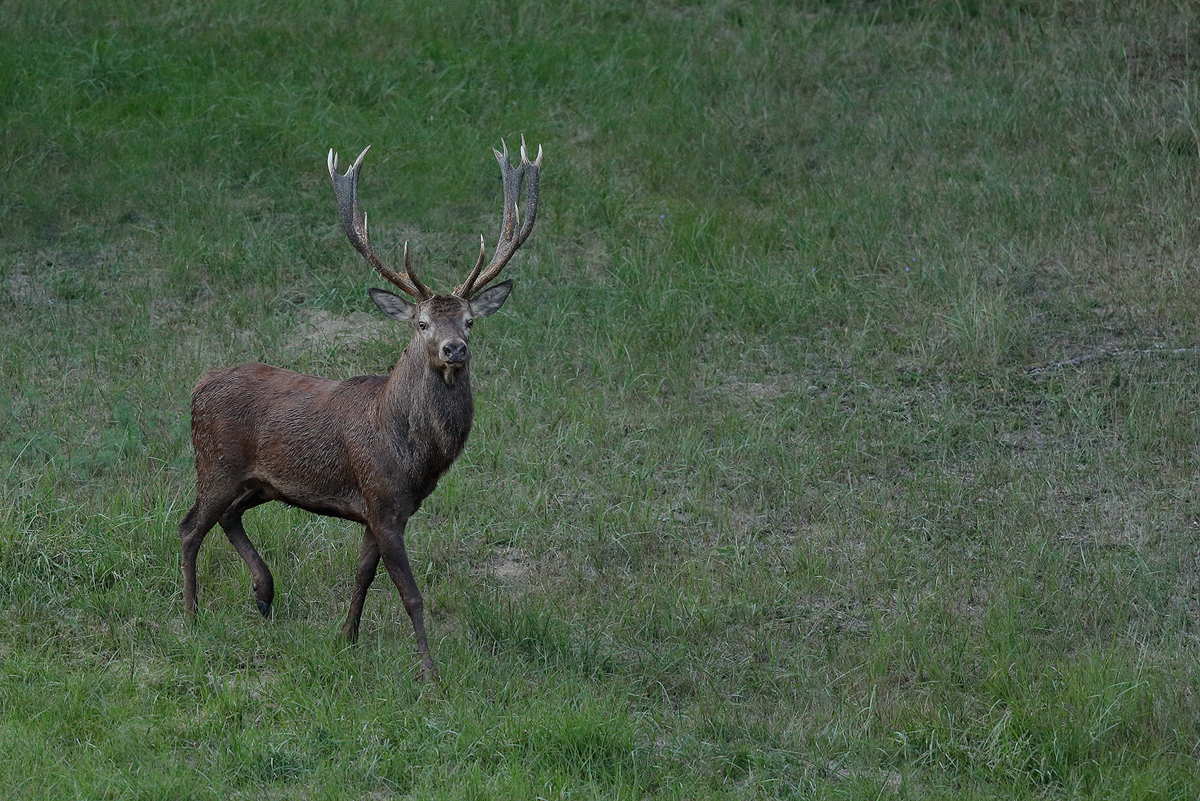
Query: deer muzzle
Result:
<box><xmin>441</xmin><ymin>340</ymin><xmax>468</xmax><ymax>365</ymax></box>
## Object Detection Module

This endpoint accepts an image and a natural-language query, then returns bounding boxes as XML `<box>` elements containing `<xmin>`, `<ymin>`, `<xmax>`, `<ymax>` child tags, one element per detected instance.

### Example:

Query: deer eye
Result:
<box><xmin>418</xmin><ymin>321</ymin><xmax>429</xmax><ymax>330</ymax></box>
<box><xmin>465</xmin><ymin>318</ymin><xmax>474</xmax><ymax>328</ymax></box>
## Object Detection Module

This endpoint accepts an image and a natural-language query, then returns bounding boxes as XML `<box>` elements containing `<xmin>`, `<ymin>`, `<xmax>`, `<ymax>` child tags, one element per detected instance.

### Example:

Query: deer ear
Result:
<box><xmin>369</xmin><ymin>288</ymin><xmax>418</xmax><ymax>322</ymax></box>
<box><xmin>470</xmin><ymin>279</ymin><xmax>513</xmax><ymax>318</ymax></box>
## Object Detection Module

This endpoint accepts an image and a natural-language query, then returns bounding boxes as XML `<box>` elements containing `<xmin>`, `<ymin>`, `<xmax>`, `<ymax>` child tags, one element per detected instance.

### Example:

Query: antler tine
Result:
<box><xmin>328</xmin><ymin>146</ymin><xmax>431</xmax><ymax>300</ymax></box>
<box><xmin>454</xmin><ymin>135</ymin><xmax>542</xmax><ymax>298</ymax></box>
<box><xmin>457</xmin><ymin>235</ymin><xmax>486</xmax><ymax>298</ymax></box>
<box><xmin>402</xmin><ymin>242</ymin><xmax>433</xmax><ymax>300</ymax></box>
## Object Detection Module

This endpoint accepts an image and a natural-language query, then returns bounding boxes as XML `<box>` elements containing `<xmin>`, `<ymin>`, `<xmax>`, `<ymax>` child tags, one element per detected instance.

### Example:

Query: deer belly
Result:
<box><xmin>250</xmin><ymin>441</ymin><xmax>368</xmax><ymax>523</ymax></box>
<box><xmin>255</xmin><ymin>478</ymin><xmax>368</xmax><ymax>523</ymax></box>
<box><xmin>279</xmin><ymin>491</ymin><xmax>367</xmax><ymax>523</ymax></box>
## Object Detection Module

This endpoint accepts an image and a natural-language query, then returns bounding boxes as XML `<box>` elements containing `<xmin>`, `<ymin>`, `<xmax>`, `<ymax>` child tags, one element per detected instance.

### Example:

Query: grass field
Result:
<box><xmin>3</xmin><ymin>0</ymin><xmax>1200</xmax><ymax>797</ymax></box>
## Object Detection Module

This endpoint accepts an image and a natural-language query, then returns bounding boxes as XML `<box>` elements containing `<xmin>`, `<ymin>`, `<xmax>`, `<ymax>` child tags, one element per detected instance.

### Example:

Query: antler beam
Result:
<box><xmin>328</xmin><ymin>146</ymin><xmax>432</xmax><ymax>301</ymax></box>
<box><xmin>455</xmin><ymin>136</ymin><xmax>542</xmax><ymax>299</ymax></box>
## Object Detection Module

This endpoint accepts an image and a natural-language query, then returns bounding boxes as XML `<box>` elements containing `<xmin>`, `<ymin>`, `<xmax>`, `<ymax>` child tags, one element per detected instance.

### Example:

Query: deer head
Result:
<box><xmin>327</xmin><ymin>138</ymin><xmax>541</xmax><ymax>383</ymax></box>
<box><xmin>368</xmin><ymin>286</ymin><xmax>512</xmax><ymax>384</ymax></box>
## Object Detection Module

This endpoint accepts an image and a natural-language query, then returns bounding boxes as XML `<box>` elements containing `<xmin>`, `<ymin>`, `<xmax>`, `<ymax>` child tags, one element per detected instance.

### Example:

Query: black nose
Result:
<box><xmin>442</xmin><ymin>340</ymin><xmax>467</xmax><ymax>364</ymax></box>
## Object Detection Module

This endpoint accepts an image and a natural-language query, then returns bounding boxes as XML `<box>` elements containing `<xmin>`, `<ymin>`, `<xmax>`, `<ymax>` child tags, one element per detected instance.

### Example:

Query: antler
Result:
<box><xmin>328</xmin><ymin>146</ymin><xmax>433</xmax><ymax>301</ymax></box>
<box><xmin>454</xmin><ymin>136</ymin><xmax>542</xmax><ymax>298</ymax></box>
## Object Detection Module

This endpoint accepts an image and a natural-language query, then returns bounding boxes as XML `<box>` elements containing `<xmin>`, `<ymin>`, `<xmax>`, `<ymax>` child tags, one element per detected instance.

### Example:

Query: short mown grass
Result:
<box><xmin>3</xmin><ymin>0</ymin><xmax>1200</xmax><ymax>797</ymax></box>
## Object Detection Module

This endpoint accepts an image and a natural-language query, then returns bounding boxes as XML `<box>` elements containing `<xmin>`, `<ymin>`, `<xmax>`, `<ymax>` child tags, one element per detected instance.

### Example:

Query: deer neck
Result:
<box><xmin>381</xmin><ymin>337</ymin><xmax>475</xmax><ymax>468</ymax></box>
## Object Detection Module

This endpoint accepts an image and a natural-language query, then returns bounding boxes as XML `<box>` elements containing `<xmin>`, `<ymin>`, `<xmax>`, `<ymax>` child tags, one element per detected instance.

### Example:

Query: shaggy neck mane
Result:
<box><xmin>382</xmin><ymin>334</ymin><xmax>474</xmax><ymax>470</ymax></box>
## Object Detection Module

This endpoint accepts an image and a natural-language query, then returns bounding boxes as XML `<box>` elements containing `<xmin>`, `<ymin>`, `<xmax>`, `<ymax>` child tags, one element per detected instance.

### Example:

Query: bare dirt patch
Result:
<box><xmin>5</xmin><ymin>273</ymin><xmax>54</xmax><ymax>306</ymax></box>
<box><xmin>291</xmin><ymin>309</ymin><xmax>390</xmax><ymax>352</ymax></box>
<box><xmin>478</xmin><ymin>546</ymin><xmax>535</xmax><ymax>584</ymax></box>
<box><xmin>702</xmin><ymin>371</ymin><xmax>793</xmax><ymax>405</ymax></box>
<box><xmin>473</xmin><ymin>546</ymin><xmax>579</xmax><ymax>592</ymax></box>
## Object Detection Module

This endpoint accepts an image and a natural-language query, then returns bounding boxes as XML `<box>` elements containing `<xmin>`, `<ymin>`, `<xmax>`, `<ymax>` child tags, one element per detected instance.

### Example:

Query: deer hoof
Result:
<box><xmin>256</xmin><ymin>600</ymin><xmax>272</xmax><ymax>618</ymax></box>
<box><xmin>418</xmin><ymin>659</ymin><xmax>440</xmax><ymax>683</ymax></box>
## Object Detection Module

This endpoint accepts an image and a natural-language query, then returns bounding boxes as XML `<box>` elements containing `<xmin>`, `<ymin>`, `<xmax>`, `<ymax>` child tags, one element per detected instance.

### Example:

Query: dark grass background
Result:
<box><xmin>3</xmin><ymin>1</ymin><xmax>1200</xmax><ymax>797</ymax></box>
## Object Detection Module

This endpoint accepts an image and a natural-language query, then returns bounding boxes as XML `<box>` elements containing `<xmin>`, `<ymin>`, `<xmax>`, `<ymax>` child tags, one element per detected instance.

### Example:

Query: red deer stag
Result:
<box><xmin>178</xmin><ymin>137</ymin><xmax>541</xmax><ymax>680</ymax></box>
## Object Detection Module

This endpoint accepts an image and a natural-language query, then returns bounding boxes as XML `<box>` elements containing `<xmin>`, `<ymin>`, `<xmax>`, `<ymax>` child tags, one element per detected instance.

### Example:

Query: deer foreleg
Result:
<box><xmin>340</xmin><ymin>527</ymin><xmax>380</xmax><ymax>643</ymax></box>
<box><xmin>377</xmin><ymin>524</ymin><xmax>439</xmax><ymax>681</ymax></box>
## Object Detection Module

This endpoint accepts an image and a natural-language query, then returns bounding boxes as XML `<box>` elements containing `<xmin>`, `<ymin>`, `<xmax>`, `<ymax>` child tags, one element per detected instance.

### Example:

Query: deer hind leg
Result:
<box><xmin>179</xmin><ymin>486</ymin><xmax>244</xmax><ymax>617</ymax></box>
<box><xmin>339</xmin><ymin>527</ymin><xmax>380</xmax><ymax>643</ymax></box>
<box><xmin>218</xmin><ymin>489</ymin><xmax>273</xmax><ymax>617</ymax></box>
<box><xmin>376</xmin><ymin>524</ymin><xmax>439</xmax><ymax>681</ymax></box>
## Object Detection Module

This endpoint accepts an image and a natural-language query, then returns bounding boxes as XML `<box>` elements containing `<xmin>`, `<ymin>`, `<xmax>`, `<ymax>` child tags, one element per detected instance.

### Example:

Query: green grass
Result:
<box><xmin>4</xmin><ymin>0</ymin><xmax>1200</xmax><ymax>797</ymax></box>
